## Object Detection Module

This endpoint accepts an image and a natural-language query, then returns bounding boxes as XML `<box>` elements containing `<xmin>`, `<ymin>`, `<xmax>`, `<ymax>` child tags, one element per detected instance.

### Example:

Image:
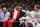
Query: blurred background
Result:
<box><xmin>0</xmin><ymin>0</ymin><xmax>40</xmax><ymax>10</ymax></box>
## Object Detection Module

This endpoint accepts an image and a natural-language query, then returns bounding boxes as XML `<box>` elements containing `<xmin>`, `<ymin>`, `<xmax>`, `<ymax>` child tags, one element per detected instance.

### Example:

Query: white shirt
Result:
<box><xmin>26</xmin><ymin>11</ymin><xmax>36</xmax><ymax>19</ymax></box>
<box><xmin>34</xmin><ymin>11</ymin><xmax>40</xmax><ymax>20</ymax></box>
<box><xmin>29</xmin><ymin>10</ymin><xmax>40</xmax><ymax>20</ymax></box>
<box><xmin>0</xmin><ymin>12</ymin><xmax>10</xmax><ymax>22</ymax></box>
<box><xmin>13</xmin><ymin>10</ymin><xmax>18</xmax><ymax>20</ymax></box>
<box><xmin>26</xmin><ymin>11</ymin><xmax>31</xmax><ymax>19</ymax></box>
<box><xmin>30</xmin><ymin>11</ymin><xmax>35</xmax><ymax>18</ymax></box>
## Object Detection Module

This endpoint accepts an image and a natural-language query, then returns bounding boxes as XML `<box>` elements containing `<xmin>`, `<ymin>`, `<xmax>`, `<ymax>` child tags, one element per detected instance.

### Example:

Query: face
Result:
<box><xmin>34</xmin><ymin>5</ymin><xmax>38</xmax><ymax>11</ymax></box>
<box><xmin>3</xmin><ymin>7</ymin><xmax>7</xmax><ymax>12</ymax></box>
<box><xmin>16</xmin><ymin>5</ymin><xmax>20</xmax><ymax>10</ymax></box>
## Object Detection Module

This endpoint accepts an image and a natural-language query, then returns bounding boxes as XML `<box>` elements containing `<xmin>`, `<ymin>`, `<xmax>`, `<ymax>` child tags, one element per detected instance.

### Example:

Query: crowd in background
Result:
<box><xmin>0</xmin><ymin>0</ymin><xmax>40</xmax><ymax>10</ymax></box>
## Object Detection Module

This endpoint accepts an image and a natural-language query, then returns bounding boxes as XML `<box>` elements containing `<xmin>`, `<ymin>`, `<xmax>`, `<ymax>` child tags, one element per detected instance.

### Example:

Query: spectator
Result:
<box><xmin>2</xmin><ymin>7</ymin><xmax>10</xmax><ymax>27</ymax></box>
<box><xmin>25</xmin><ymin>6</ymin><xmax>35</xmax><ymax>27</ymax></box>
<box><xmin>34</xmin><ymin>4</ymin><xmax>40</xmax><ymax>21</ymax></box>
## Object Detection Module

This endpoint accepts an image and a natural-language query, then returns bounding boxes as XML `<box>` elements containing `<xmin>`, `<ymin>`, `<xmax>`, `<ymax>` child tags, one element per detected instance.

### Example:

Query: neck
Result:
<box><xmin>4</xmin><ymin>11</ymin><xmax>7</xmax><ymax>13</ymax></box>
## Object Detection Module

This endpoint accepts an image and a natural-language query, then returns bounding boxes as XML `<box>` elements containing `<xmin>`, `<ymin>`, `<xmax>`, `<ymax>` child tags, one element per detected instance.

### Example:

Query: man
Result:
<box><xmin>25</xmin><ymin>6</ymin><xmax>34</xmax><ymax>27</ymax></box>
<box><xmin>32</xmin><ymin>4</ymin><xmax>40</xmax><ymax>27</ymax></box>
<box><xmin>2</xmin><ymin>7</ymin><xmax>10</xmax><ymax>27</ymax></box>
<box><xmin>8</xmin><ymin>4</ymin><xmax>25</xmax><ymax>27</ymax></box>
<box><xmin>3</xmin><ymin>4</ymin><xmax>25</xmax><ymax>27</ymax></box>
<box><xmin>34</xmin><ymin>4</ymin><xmax>40</xmax><ymax>22</ymax></box>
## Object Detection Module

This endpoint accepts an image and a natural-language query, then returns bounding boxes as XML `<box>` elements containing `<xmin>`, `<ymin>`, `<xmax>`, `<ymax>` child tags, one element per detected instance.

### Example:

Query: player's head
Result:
<box><xmin>2</xmin><ymin>7</ymin><xmax>7</xmax><ymax>12</ymax></box>
<box><xmin>15</xmin><ymin>4</ymin><xmax>20</xmax><ymax>10</ymax></box>
<box><xmin>34</xmin><ymin>4</ymin><xmax>40</xmax><ymax>11</ymax></box>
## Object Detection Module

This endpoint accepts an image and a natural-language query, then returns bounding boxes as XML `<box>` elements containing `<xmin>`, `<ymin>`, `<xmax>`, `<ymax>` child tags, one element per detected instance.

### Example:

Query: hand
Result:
<box><xmin>9</xmin><ymin>19</ymin><xmax>14</xmax><ymax>23</ymax></box>
<box><xmin>9</xmin><ymin>20</ymin><xmax>13</xmax><ymax>23</ymax></box>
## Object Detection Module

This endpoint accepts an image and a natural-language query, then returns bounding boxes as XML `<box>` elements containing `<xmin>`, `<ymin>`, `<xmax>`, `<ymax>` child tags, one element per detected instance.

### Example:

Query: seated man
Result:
<box><xmin>2</xmin><ymin>7</ymin><xmax>10</xmax><ymax>27</ymax></box>
<box><xmin>3</xmin><ymin>4</ymin><xmax>25</xmax><ymax>27</ymax></box>
<box><xmin>25</xmin><ymin>5</ymin><xmax>35</xmax><ymax>27</ymax></box>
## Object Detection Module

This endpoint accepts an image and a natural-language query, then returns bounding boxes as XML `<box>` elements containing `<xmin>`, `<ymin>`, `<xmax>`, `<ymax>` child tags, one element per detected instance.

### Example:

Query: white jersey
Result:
<box><xmin>26</xmin><ymin>11</ymin><xmax>31</xmax><ymax>18</ymax></box>
<box><xmin>26</xmin><ymin>11</ymin><xmax>35</xmax><ymax>19</ymax></box>
<box><xmin>30</xmin><ymin>10</ymin><xmax>40</xmax><ymax>20</ymax></box>
<box><xmin>34</xmin><ymin>11</ymin><xmax>40</xmax><ymax>20</ymax></box>
<box><xmin>25</xmin><ymin>10</ymin><xmax>40</xmax><ymax>27</ymax></box>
